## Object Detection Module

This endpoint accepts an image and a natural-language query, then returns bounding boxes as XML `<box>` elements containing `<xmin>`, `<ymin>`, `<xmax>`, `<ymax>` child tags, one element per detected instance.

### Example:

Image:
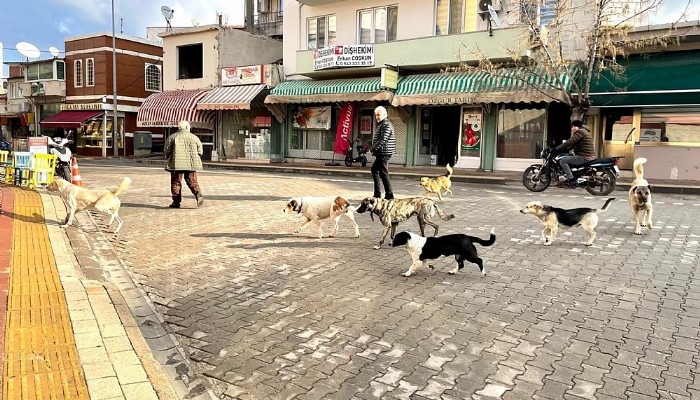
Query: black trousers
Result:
<box><xmin>371</xmin><ymin>155</ymin><xmax>393</xmax><ymax>198</ymax></box>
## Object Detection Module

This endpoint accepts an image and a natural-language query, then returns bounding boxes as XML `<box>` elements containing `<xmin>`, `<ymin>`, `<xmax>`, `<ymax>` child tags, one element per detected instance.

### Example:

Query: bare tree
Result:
<box><xmin>459</xmin><ymin>0</ymin><xmax>693</xmax><ymax>120</ymax></box>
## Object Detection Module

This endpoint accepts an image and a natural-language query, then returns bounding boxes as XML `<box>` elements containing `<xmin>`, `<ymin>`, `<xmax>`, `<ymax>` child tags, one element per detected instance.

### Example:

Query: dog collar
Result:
<box><xmin>296</xmin><ymin>201</ymin><xmax>302</xmax><ymax>214</ymax></box>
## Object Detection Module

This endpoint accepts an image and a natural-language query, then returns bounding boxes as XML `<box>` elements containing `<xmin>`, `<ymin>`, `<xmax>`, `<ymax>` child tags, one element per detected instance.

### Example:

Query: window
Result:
<box><xmin>24</xmin><ymin>61</ymin><xmax>66</xmax><ymax>82</ymax></box>
<box><xmin>56</xmin><ymin>61</ymin><xmax>65</xmax><ymax>80</ymax></box>
<box><xmin>145</xmin><ymin>64</ymin><xmax>162</xmax><ymax>91</ymax></box>
<box><xmin>10</xmin><ymin>83</ymin><xmax>20</xmax><ymax>99</ymax></box>
<box><xmin>177</xmin><ymin>44</ymin><xmax>203</xmax><ymax>79</ymax></box>
<box><xmin>497</xmin><ymin>108</ymin><xmax>547</xmax><ymax>159</ymax></box>
<box><xmin>307</xmin><ymin>15</ymin><xmax>336</xmax><ymax>49</ymax></box>
<box><xmin>640</xmin><ymin>110</ymin><xmax>700</xmax><ymax>145</ymax></box>
<box><xmin>359</xmin><ymin>5</ymin><xmax>398</xmax><ymax>44</ymax></box>
<box><xmin>435</xmin><ymin>0</ymin><xmax>464</xmax><ymax>35</ymax></box>
<box><xmin>86</xmin><ymin>58</ymin><xmax>95</xmax><ymax>87</ymax></box>
<box><xmin>74</xmin><ymin>60</ymin><xmax>83</xmax><ymax>87</ymax></box>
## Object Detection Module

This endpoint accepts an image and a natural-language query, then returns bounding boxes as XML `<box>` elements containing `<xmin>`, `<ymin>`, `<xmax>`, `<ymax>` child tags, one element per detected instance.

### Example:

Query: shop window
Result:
<box><xmin>640</xmin><ymin>110</ymin><xmax>700</xmax><ymax>145</ymax></box>
<box><xmin>86</xmin><ymin>58</ymin><xmax>95</xmax><ymax>87</ymax></box>
<box><xmin>435</xmin><ymin>0</ymin><xmax>463</xmax><ymax>35</ymax></box>
<box><xmin>177</xmin><ymin>44</ymin><xmax>203</xmax><ymax>79</ymax></box>
<box><xmin>307</xmin><ymin>15</ymin><xmax>336</xmax><ymax>49</ymax></box>
<box><xmin>145</xmin><ymin>64</ymin><xmax>162</xmax><ymax>91</ymax></box>
<box><xmin>497</xmin><ymin>108</ymin><xmax>547</xmax><ymax>159</ymax></box>
<box><xmin>358</xmin><ymin>5</ymin><xmax>398</xmax><ymax>44</ymax></box>
<box><xmin>74</xmin><ymin>60</ymin><xmax>83</xmax><ymax>87</ymax></box>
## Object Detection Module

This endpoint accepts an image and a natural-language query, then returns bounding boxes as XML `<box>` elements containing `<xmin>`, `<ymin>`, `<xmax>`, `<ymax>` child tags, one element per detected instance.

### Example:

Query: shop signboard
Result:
<box><xmin>221</xmin><ymin>65</ymin><xmax>268</xmax><ymax>86</ymax></box>
<box><xmin>313</xmin><ymin>45</ymin><xmax>375</xmax><ymax>71</ymax></box>
<box><xmin>29</xmin><ymin>136</ymin><xmax>48</xmax><ymax>154</ymax></box>
<box><xmin>462</xmin><ymin>111</ymin><xmax>483</xmax><ymax>151</ymax></box>
<box><xmin>380</xmin><ymin>67</ymin><xmax>398</xmax><ymax>90</ymax></box>
<box><xmin>293</xmin><ymin>106</ymin><xmax>331</xmax><ymax>130</ymax></box>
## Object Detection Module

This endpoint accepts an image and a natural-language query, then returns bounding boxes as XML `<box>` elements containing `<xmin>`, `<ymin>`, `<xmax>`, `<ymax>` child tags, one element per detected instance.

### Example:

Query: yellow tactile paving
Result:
<box><xmin>3</xmin><ymin>188</ymin><xmax>89</xmax><ymax>400</ymax></box>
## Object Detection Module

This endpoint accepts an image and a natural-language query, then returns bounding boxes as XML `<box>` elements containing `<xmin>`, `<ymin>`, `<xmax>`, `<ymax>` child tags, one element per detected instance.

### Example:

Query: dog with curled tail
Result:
<box><xmin>629</xmin><ymin>157</ymin><xmax>653</xmax><ymax>235</ymax></box>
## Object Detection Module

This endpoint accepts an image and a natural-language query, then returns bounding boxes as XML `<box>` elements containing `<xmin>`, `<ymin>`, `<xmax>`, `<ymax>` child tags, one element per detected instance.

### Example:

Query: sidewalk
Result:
<box><xmin>0</xmin><ymin>185</ymin><xmax>175</xmax><ymax>400</ymax></box>
<box><xmin>110</xmin><ymin>156</ymin><xmax>700</xmax><ymax>195</ymax></box>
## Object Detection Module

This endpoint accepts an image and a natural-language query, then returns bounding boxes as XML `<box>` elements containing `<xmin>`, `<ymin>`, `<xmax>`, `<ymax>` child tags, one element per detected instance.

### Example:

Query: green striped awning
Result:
<box><xmin>265</xmin><ymin>77</ymin><xmax>394</xmax><ymax>104</ymax></box>
<box><xmin>392</xmin><ymin>69</ymin><xmax>573</xmax><ymax>106</ymax></box>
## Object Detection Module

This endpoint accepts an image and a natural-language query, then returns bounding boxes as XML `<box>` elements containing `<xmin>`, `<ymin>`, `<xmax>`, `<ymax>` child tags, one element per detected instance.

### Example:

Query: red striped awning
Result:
<box><xmin>196</xmin><ymin>84</ymin><xmax>266</xmax><ymax>110</ymax></box>
<box><xmin>137</xmin><ymin>90</ymin><xmax>215</xmax><ymax>128</ymax></box>
<box><xmin>41</xmin><ymin>110</ymin><xmax>103</xmax><ymax>128</ymax></box>
<box><xmin>253</xmin><ymin>116</ymin><xmax>271</xmax><ymax>127</ymax></box>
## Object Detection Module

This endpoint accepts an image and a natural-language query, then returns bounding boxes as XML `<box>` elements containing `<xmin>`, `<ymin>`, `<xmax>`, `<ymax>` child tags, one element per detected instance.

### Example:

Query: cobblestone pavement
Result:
<box><xmin>72</xmin><ymin>162</ymin><xmax>700</xmax><ymax>400</ymax></box>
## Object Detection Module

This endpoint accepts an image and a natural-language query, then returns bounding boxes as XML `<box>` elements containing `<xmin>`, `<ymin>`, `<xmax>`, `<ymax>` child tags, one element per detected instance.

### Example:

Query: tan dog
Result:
<box><xmin>520</xmin><ymin>198</ymin><xmax>615</xmax><ymax>246</ymax></box>
<box><xmin>47</xmin><ymin>177</ymin><xmax>131</xmax><ymax>233</ymax></box>
<box><xmin>283</xmin><ymin>196</ymin><xmax>360</xmax><ymax>238</ymax></box>
<box><xmin>629</xmin><ymin>157</ymin><xmax>653</xmax><ymax>235</ymax></box>
<box><xmin>420</xmin><ymin>164</ymin><xmax>453</xmax><ymax>201</ymax></box>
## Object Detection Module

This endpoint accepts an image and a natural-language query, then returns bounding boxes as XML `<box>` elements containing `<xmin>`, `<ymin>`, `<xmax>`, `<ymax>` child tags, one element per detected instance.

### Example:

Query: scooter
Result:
<box><xmin>344</xmin><ymin>138</ymin><xmax>369</xmax><ymax>167</ymax></box>
<box><xmin>45</xmin><ymin>136</ymin><xmax>73</xmax><ymax>181</ymax></box>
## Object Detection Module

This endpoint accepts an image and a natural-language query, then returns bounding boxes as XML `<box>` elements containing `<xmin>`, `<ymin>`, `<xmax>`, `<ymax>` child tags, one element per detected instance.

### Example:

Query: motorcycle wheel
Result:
<box><xmin>344</xmin><ymin>158</ymin><xmax>353</xmax><ymax>167</ymax></box>
<box><xmin>522</xmin><ymin>166</ymin><xmax>551</xmax><ymax>192</ymax></box>
<box><xmin>585</xmin><ymin>169</ymin><xmax>616</xmax><ymax>196</ymax></box>
<box><xmin>361</xmin><ymin>159</ymin><xmax>367</xmax><ymax>168</ymax></box>
<box><xmin>61</xmin><ymin>165</ymin><xmax>72</xmax><ymax>181</ymax></box>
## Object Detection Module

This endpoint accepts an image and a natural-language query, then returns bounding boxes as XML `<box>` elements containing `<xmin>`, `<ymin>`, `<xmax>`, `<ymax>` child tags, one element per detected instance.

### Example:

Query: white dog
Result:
<box><xmin>47</xmin><ymin>177</ymin><xmax>131</xmax><ymax>233</ymax></box>
<box><xmin>629</xmin><ymin>157</ymin><xmax>653</xmax><ymax>235</ymax></box>
<box><xmin>283</xmin><ymin>196</ymin><xmax>360</xmax><ymax>238</ymax></box>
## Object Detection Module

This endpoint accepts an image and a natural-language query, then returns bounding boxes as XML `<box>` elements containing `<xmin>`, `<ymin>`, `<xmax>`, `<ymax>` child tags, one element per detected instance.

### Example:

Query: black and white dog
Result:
<box><xmin>391</xmin><ymin>228</ymin><xmax>496</xmax><ymax>277</ymax></box>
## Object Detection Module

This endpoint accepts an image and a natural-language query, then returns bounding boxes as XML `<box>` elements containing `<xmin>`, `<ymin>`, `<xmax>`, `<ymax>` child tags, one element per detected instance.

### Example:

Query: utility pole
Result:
<box><xmin>111</xmin><ymin>0</ymin><xmax>118</xmax><ymax>156</ymax></box>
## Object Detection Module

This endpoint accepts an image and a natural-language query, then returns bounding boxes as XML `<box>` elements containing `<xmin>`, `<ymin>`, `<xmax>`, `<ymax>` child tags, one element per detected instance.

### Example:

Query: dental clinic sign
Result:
<box><xmin>313</xmin><ymin>45</ymin><xmax>375</xmax><ymax>71</ymax></box>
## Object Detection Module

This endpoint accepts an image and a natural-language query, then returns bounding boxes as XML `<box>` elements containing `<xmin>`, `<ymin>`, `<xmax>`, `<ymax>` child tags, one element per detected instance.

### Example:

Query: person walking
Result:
<box><xmin>165</xmin><ymin>120</ymin><xmax>204</xmax><ymax>208</ymax></box>
<box><xmin>371</xmin><ymin>106</ymin><xmax>396</xmax><ymax>199</ymax></box>
<box><xmin>556</xmin><ymin>119</ymin><xmax>595</xmax><ymax>185</ymax></box>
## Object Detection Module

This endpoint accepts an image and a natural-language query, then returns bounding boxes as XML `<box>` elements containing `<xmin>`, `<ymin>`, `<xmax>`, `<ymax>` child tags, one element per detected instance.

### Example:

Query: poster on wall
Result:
<box><xmin>293</xmin><ymin>106</ymin><xmax>331</xmax><ymax>130</ymax></box>
<box><xmin>462</xmin><ymin>111</ymin><xmax>482</xmax><ymax>150</ymax></box>
<box><xmin>360</xmin><ymin>115</ymin><xmax>373</xmax><ymax>135</ymax></box>
<box><xmin>28</xmin><ymin>136</ymin><xmax>48</xmax><ymax>154</ymax></box>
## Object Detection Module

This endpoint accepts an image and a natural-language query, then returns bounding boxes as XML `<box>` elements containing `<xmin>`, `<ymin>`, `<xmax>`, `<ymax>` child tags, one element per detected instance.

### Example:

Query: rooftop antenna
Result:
<box><xmin>161</xmin><ymin>6</ymin><xmax>174</xmax><ymax>32</ymax></box>
<box><xmin>16</xmin><ymin>41</ymin><xmax>41</xmax><ymax>61</ymax></box>
<box><xmin>49</xmin><ymin>46</ymin><xmax>61</xmax><ymax>58</ymax></box>
<box><xmin>192</xmin><ymin>18</ymin><xmax>199</xmax><ymax>27</ymax></box>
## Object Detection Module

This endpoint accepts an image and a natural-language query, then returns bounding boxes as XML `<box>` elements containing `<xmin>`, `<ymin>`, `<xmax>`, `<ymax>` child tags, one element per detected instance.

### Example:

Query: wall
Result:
<box><xmin>218</xmin><ymin>29</ymin><xmax>283</xmax><ymax>70</ymax></box>
<box><xmin>162</xmin><ymin>28</ymin><xmax>220</xmax><ymax>91</ymax></box>
<box><xmin>634</xmin><ymin>146</ymin><xmax>700</xmax><ymax>181</ymax></box>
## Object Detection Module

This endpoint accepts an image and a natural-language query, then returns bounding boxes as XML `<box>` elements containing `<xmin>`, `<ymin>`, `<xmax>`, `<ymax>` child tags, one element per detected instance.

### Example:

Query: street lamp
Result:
<box><xmin>111</xmin><ymin>0</ymin><xmax>118</xmax><ymax>157</ymax></box>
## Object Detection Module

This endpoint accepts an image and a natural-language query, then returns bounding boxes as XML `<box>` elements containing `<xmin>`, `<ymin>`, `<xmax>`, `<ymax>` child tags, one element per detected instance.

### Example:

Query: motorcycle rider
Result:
<box><xmin>556</xmin><ymin>119</ymin><xmax>595</xmax><ymax>185</ymax></box>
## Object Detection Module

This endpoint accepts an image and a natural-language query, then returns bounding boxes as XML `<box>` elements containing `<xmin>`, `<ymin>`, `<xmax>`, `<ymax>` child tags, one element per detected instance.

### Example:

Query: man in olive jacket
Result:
<box><xmin>556</xmin><ymin>119</ymin><xmax>595</xmax><ymax>185</ymax></box>
<box><xmin>165</xmin><ymin>120</ymin><xmax>204</xmax><ymax>208</ymax></box>
<box><xmin>371</xmin><ymin>106</ymin><xmax>396</xmax><ymax>199</ymax></box>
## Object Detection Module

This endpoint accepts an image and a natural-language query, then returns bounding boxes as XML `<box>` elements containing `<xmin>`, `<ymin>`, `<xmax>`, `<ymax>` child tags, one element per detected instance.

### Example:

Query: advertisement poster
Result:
<box><xmin>313</xmin><ymin>45</ymin><xmax>375</xmax><ymax>71</ymax></box>
<box><xmin>360</xmin><ymin>115</ymin><xmax>373</xmax><ymax>135</ymax></box>
<box><xmin>334</xmin><ymin>103</ymin><xmax>354</xmax><ymax>155</ymax></box>
<box><xmin>293</xmin><ymin>106</ymin><xmax>331</xmax><ymax>130</ymax></box>
<box><xmin>28</xmin><ymin>136</ymin><xmax>48</xmax><ymax>154</ymax></box>
<box><xmin>462</xmin><ymin>111</ymin><xmax>482</xmax><ymax>151</ymax></box>
<box><xmin>221</xmin><ymin>65</ymin><xmax>264</xmax><ymax>86</ymax></box>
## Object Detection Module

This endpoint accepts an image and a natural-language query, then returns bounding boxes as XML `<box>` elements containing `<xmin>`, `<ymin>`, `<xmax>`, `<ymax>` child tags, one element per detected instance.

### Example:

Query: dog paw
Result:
<box><xmin>293</xmin><ymin>229</ymin><xmax>300</xmax><ymax>234</ymax></box>
<box><xmin>647</xmin><ymin>224</ymin><xmax>653</xmax><ymax>230</ymax></box>
<box><xmin>635</xmin><ymin>229</ymin><xmax>642</xmax><ymax>235</ymax></box>
<box><xmin>543</xmin><ymin>241</ymin><xmax>552</xmax><ymax>246</ymax></box>
<box><xmin>354</xmin><ymin>234</ymin><xmax>360</xmax><ymax>238</ymax></box>
<box><xmin>640</xmin><ymin>223</ymin><xmax>647</xmax><ymax>227</ymax></box>
<box><xmin>585</xmin><ymin>242</ymin><xmax>593</xmax><ymax>246</ymax></box>
<box><xmin>373</xmin><ymin>245</ymin><xmax>381</xmax><ymax>250</ymax></box>
<box><xmin>481</xmin><ymin>270</ymin><xmax>487</xmax><ymax>276</ymax></box>
<box><xmin>428</xmin><ymin>265</ymin><xmax>435</xmax><ymax>270</ymax></box>
<box><xmin>402</xmin><ymin>271</ymin><xmax>412</xmax><ymax>277</ymax></box>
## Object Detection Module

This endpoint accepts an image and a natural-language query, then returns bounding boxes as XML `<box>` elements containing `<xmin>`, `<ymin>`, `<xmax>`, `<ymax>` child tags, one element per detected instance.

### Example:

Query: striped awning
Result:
<box><xmin>392</xmin><ymin>69</ymin><xmax>573</xmax><ymax>106</ymax></box>
<box><xmin>137</xmin><ymin>90</ymin><xmax>215</xmax><ymax>128</ymax></box>
<box><xmin>265</xmin><ymin>77</ymin><xmax>394</xmax><ymax>104</ymax></box>
<box><xmin>197</xmin><ymin>84</ymin><xmax>266</xmax><ymax>110</ymax></box>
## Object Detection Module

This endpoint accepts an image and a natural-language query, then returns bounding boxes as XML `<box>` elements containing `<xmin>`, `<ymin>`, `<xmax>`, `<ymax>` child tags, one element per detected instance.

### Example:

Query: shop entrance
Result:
<box><xmin>417</xmin><ymin>106</ymin><xmax>460</xmax><ymax>166</ymax></box>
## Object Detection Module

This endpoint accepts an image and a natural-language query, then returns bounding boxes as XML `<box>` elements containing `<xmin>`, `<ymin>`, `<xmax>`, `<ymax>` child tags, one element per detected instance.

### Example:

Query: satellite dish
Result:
<box><xmin>160</xmin><ymin>6</ymin><xmax>174</xmax><ymax>20</ymax></box>
<box><xmin>479</xmin><ymin>0</ymin><xmax>492</xmax><ymax>13</ymax></box>
<box><xmin>49</xmin><ymin>46</ymin><xmax>61</xmax><ymax>58</ymax></box>
<box><xmin>488</xmin><ymin>4</ymin><xmax>501</xmax><ymax>26</ymax></box>
<box><xmin>192</xmin><ymin>18</ymin><xmax>199</xmax><ymax>27</ymax></box>
<box><xmin>16</xmin><ymin>41</ymin><xmax>41</xmax><ymax>59</ymax></box>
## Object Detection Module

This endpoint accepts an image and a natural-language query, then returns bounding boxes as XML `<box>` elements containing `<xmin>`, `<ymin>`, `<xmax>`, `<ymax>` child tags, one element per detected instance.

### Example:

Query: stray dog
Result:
<box><xmin>283</xmin><ymin>196</ymin><xmax>360</xmax><ymax>238</ymax></box>
<box><xmin>47</xmin><ymin>177</ymin><xmax>131</xmax><ymax>233</ymax></box>
<box><xmin>391</xmin><ymin>228</ymin><xmax>496</xmax><ymax>277</ymax></box>
<box><xmin>355</xmin><ymin>197</ymin><xmax>455</xmax><ymax>249</ymax></box>
<box><xmin>420</xmin><ymin>164</ymin><xmax>453</xmax><ymax>201</ymax></box>
<box><xmin>629</xmin><ymin>157</ymin><xmax>653</xmax><ymax>235</ymax></box>
<box><xmin>520</xmin><ymin>197</ymin><xmax>615</xmax><ymax>246</ymax></box>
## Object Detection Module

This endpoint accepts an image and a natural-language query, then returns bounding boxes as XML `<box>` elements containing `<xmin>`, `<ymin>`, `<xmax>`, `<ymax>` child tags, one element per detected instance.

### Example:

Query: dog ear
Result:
<box><xmin>647</xmin><ymin>185</ymin><xmax>652</xmax><ymax>192</ymax></box>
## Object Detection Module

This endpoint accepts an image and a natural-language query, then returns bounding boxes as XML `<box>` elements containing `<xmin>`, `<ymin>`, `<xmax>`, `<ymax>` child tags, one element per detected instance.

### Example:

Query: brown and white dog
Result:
<box><xmin>47</xmin><ymin>177</ymin><xmax>131</xmax><ymax>233</ymax></box>
<box><xmin>283</xmin><ymin>196</ymin><xmax>360</xmax><ymax>239</ymax></box>
<box><xmin>420</xmin><ymin>164</ymin><xmax>453</xmax><ymax>201</ymax></box>
<box><xmin>520</xmin><ymin>198</ymin><xmax>615</xmax><ymax>246</ymax></box>
<box><xmin>629</xmin><ymin>157</ymin><xmax>653</xmax><ymax>235</ymax></box>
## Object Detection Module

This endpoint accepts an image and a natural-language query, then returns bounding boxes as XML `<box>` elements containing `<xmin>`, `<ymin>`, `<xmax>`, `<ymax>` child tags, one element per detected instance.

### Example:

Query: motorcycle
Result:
<box><xmin>0</xmin><ymin>140</ymin><xmax>9</xmax><ymax>151</ymax></box>
<box><xmin>344</xmin><ymin>138</ymin><xmax>369</xmax><ymax>167</ymax></box>
<box><xmin>522</xmin><ymin>147</ymin><xmax>622</xmax><ymax>196</ymax></box>
<box><xmin>45</xmin><ymin>136</ymin><xmax>73</xmax><ymax>181</ymax></box>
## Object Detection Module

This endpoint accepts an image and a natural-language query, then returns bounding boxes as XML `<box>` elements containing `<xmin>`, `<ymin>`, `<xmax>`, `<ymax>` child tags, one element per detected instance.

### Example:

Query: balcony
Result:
<box><xmin>294</xmin><ymin>26</ymin><xmax>530</xmax><ymax>78</ymax></box>
<box><xmin>0</xmin><ymin>102</ymin><xmax>31</xmax><ymax>115</ymax></box>
<box><xmin>19</xmin><ymin>80</ymin><xmax>66</xmax><ymax>100</ymax></box>
<box><xmin>295</xmin><ymin>0</ymin><xmax>346</xmax><ymax>6</ymax></box>
<box><xmin>253</xmin><ymin>11</ymin><xmax>283</xmax><ymax>38</ymax></box>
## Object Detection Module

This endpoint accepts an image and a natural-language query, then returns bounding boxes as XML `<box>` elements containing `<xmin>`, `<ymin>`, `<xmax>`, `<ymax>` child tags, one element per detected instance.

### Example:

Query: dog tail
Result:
<box><xmin>445</xmin><ymin>164</ymin><xmax>453</xmax><ymax>178</ymax></box>
<box><xmin>597</xmin><ymin>197</ymin><xmax>615</xmax><ymax>213</ymax></box>
<box><xmin>112</xmin><ymin>177</ymin><xmax>132</xmax><ymax>197</ymax></box>
<box><xmin>472</xmin><ymin>227</ymin><xmax>496</xmax><ymax>247</ymax></box>
<box><xmin>434</xmin><ymin>204</ymin><xmax>456</xmax><ymax>221</ymax></box>
<box><xmin>633</xmin><ymin>157</ymin><xmax>647</xmax><ymax>180</ymax></box>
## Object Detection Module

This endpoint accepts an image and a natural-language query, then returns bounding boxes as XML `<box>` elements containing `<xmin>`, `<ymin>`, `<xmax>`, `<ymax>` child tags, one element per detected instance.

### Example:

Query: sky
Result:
<box><xmin>1</xmin><ymin>0</ymin><xmax>700</xmax><ymax>79</ymax></box>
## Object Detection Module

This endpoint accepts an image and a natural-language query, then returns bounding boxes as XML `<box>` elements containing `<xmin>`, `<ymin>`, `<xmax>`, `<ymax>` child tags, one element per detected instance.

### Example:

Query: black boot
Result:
<box><xmin>169</xmin><ymin>202</ymin><xmax>181</xmax><ymax>208</ymax></box>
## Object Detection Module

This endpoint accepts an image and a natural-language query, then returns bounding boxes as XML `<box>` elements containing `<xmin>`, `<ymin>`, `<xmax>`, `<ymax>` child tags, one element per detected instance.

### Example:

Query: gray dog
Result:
<box><xmin>355</xmin><ymin>197</ymin><xmax>455</xmax><ymax>249</ymax></box>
